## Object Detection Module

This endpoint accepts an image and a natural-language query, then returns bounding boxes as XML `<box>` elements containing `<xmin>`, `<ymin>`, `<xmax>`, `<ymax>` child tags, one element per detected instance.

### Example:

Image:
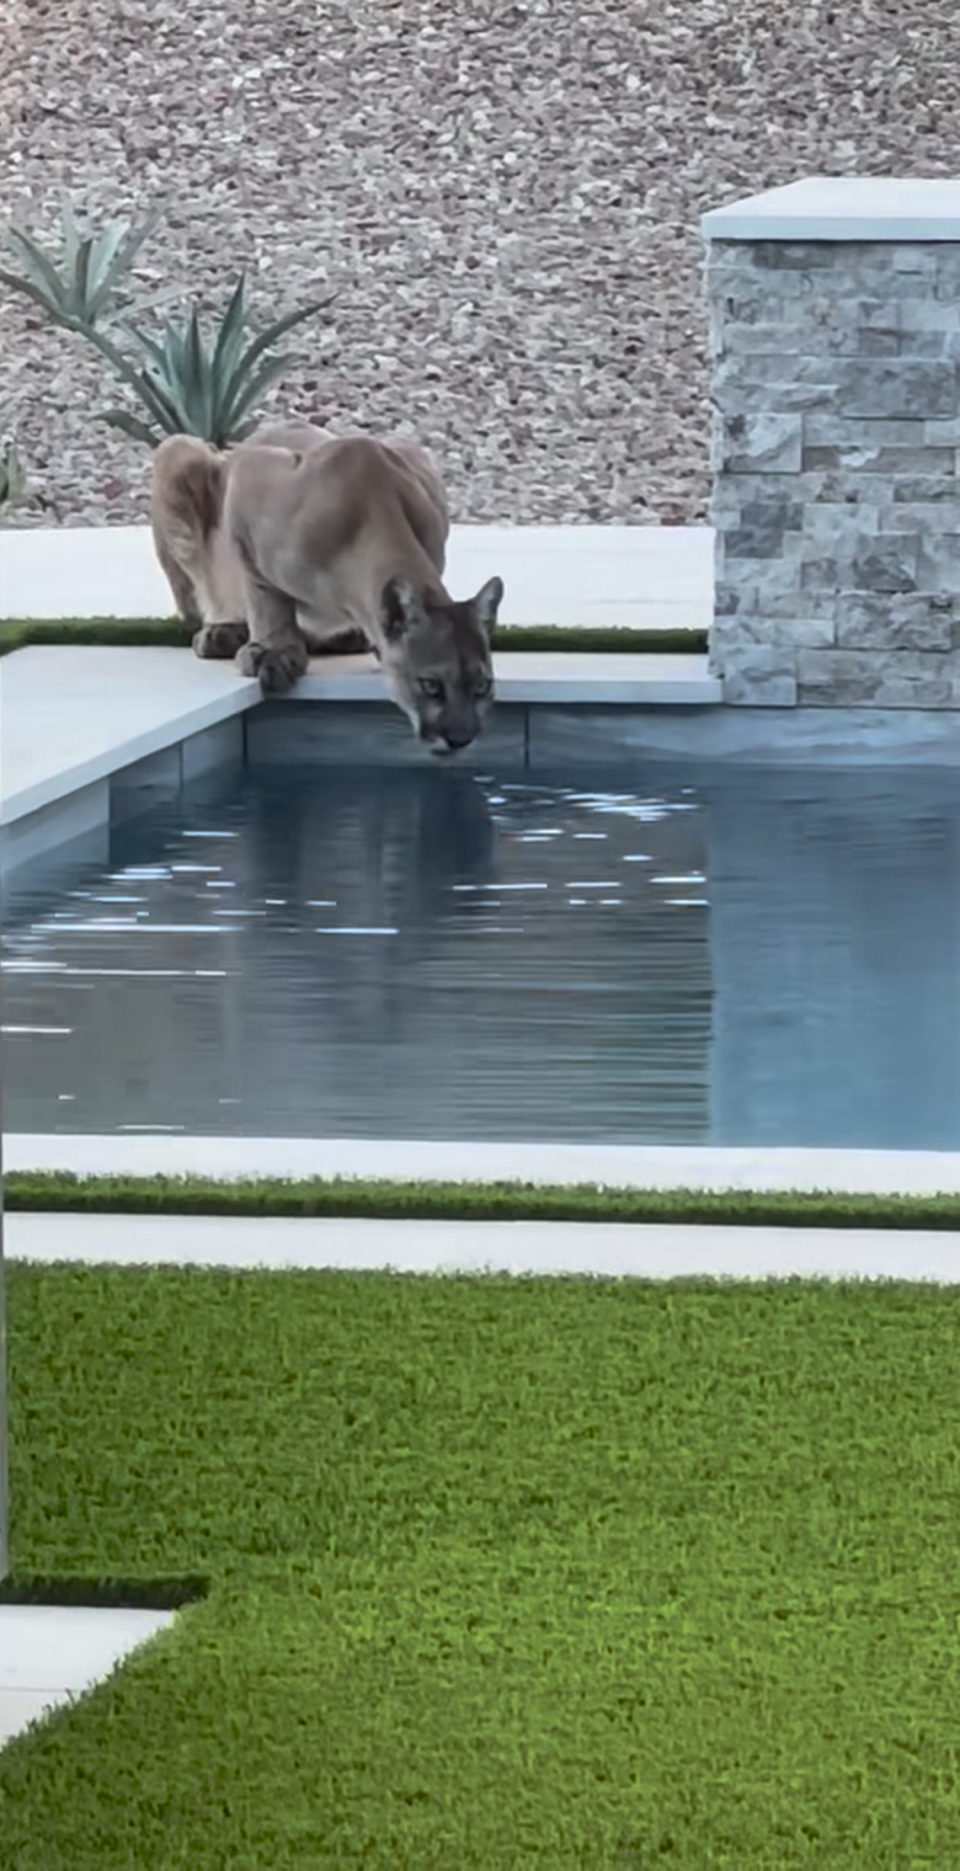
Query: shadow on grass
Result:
<box><xmin>0</xmin><ymin>1575</ymin><xmax>209</xmax><ymax>1609</ymax></box>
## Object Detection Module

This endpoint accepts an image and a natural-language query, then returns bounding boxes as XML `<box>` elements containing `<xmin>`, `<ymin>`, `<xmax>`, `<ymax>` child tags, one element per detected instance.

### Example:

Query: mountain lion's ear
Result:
<box><xmin>381</xmin><ymin>578</ymin><xmax>423</xmax><ymax>642</ymax></box>
<box><xmin>471</xmin><ymin>576</ymin><xmax>504</xmax><ymax>637</ymax></box>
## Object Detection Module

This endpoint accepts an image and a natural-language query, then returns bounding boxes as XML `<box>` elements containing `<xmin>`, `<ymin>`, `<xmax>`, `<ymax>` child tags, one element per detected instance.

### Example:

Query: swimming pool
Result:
<box><xmin>4</xmin><ymin>761</ymin><xmax>960</xmax><ymax>1148</ymax></box>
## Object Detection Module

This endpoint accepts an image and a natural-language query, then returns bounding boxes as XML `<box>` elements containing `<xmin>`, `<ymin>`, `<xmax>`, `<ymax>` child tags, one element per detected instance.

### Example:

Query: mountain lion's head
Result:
<box><xmin>378</xmin><ymin>576</ymin><xmax>503</xmax><ymax>755</ymax></box>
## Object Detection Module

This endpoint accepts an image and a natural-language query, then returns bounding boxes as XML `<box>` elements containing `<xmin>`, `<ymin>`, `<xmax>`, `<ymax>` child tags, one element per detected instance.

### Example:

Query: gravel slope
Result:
<box><xmin>2</xmin><ymin>0</ymin><xmax>959</xmax><ymax>527</ymax></box>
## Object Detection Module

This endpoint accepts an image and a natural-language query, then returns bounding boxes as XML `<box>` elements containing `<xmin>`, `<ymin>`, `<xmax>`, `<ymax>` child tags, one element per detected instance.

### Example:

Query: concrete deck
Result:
<box><xmin>0</xmin><ymin>1605</ymin><xmax>175</xmax><ymax>1752</ymax></box>
<box><xmin>8</xmin><ymin>1210</ymin><xmax>960</xmax><ymax>1280</ymax></box>
<box><xmin>0</xmin><ymin>521</ymin><xmax>713</xmax><ymax>631</ymax></box>
<box><xmin>8</xmin><ymin>1133</ymin><xmax>960</xmax><ymax>1195</ymax></box>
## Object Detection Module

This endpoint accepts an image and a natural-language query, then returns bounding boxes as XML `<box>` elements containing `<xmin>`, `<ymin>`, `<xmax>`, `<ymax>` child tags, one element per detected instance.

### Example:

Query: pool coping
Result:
<box><xmin>0</xmin><ymin>645</ymin><xmax>721</xmax><ymax>832</ymax></box>
<box><xmin>8</xmin><ymin>1135</ymin><xmax>960</xmax><ymax>1198</ymax></box>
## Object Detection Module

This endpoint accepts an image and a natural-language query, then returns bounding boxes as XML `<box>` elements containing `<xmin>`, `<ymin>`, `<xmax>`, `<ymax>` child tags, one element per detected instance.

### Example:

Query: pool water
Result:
<box><xmin>4</xmin><ymin>762</ymin><xmax>960</xmax><ymax>1148</ymax></box>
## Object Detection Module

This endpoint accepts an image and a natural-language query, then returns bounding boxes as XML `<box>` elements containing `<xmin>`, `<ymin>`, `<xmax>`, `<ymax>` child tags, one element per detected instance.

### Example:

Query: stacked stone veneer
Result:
<box><xmin>708</xmin><ymin>239</ymin><xmax>960</xmax><ymax>706</ymax></box>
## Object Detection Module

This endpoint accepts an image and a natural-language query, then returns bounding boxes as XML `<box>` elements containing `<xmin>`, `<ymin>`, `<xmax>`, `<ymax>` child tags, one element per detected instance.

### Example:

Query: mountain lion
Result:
<box><xmin>150</xmin><ymin>418</ymin><xmax>504</xmax><ymax>754</ymax></box>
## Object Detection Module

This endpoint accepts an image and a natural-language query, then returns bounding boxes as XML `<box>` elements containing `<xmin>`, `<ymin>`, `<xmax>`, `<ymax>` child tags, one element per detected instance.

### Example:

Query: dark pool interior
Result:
<box><xmin>4</xmin><ymin>761</ymin><xmax>960</xmax><ymax>1147</ymax></box>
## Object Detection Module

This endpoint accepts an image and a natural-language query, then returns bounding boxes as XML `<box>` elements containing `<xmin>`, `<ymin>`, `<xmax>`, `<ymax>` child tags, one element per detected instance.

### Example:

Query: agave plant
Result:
<box><xmin>2</xmin><ymin>199</ymin><xmax>329</xmax><ymax>449</ymax></box>
<box><xmin>94</xmin><ymin>276</ymin><xmax>329</xmax><ymax>448</ymax></box>
<box><xmin>1</xmin><ymin>196</ymin><xmax>160</xmax><ymax>332</ymax></box>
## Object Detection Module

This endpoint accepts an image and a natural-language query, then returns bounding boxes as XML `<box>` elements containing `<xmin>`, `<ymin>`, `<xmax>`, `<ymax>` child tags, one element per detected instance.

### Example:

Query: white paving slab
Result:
<box><xmin>8</xmin><ymin>1212</ymin><xmax>959</xmax><ymax>1282</ymax></box>
<box><xmin>8</xmin><ymin>1133</ymin><xmax>960</xmax><ymax>1195</ymax></box>
<box><xmin>0</xmin><ymin>1605</ymin><xmax>175</xmax><ymax>1751</ymax></box>
<box><xmin>0</xmin><ymin>647</ymin><xmax>256</xmax><ymax>824</ymax></box>
<box><xmin>0</xmin><ymin>1690</ymin><xmax>57</xmax><ymax>1746</ymax></box>
<box><xmin>0</xmin><ymin>522</ymin><xmax>713</xmax><ymax>629</ymax></box>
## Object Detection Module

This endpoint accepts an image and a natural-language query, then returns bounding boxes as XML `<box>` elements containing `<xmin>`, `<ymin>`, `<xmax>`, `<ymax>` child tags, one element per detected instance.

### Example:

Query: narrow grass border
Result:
<box><xmin>6</xmin><ymin>1171</ymin><xmax>960</xmax><ymax>1231</ymax></box>
<box><xmin>0</xmin><ymin>618</ymin><xmax>708</xmax><ymax>657</ymax></box>
<box><xmin>0</xmin><ymin>1575</ymin><xmax>209</xmax><ymax>1608</ymax></box>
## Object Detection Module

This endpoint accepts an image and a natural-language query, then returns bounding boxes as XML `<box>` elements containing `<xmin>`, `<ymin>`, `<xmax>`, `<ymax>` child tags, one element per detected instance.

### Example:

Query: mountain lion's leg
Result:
<box><xmin>152</xmin><ymin>436</ymin><xmax>228</xmax><ymax>629</ymax></box>
<box><xmin>154</xmin><ymin>533</ymin><xmax>202</xmax><ymax>623</ymax></box>
<box><xmin>190</xmin><ymin>526</ymin><xmax>251</xmax><ymax>658</ymax></box>
<box><xmin>234</xmin><ymin>567</ymin><xmax>308</xmax><ymax>694</ymax></box>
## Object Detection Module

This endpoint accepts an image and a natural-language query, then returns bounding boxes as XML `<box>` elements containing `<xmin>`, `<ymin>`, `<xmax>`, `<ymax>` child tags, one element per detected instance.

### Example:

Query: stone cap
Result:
<box><xmin>701</xmin><ymin>176</ymin><xmax>960</xmax><ymax>242</ymax></box>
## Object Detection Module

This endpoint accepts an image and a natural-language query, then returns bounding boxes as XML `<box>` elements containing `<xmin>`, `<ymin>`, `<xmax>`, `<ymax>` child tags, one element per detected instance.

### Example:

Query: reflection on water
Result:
<box><xmin>3</xmin><ymin>763</ymin><xmax>960</xmax><ymax>1148</ymax></box>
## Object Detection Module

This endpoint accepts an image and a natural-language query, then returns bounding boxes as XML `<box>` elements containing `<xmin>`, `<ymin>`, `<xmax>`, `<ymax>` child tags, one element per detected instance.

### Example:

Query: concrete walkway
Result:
<box><xmin>0</xmin><ymin>521</ymin><xmax>713</xmax><ymax>631</ymax></box>
<box><xmin>9</xmin><ymin>1212</ymin><xmax>960</xmax><ymax>1281</ymax></box>
<box><xmin>0</xmin><ymin>1605</ymin><xmax>175</xmax><ymax>1752</ymax></box>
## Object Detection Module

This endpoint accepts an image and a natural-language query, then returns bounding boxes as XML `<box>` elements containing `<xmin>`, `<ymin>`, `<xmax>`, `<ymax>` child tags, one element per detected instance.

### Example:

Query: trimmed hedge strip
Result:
<box><xmin>5</xmin><ymin>1170</ymin><xmax>960</xmax><ymax>1230</ymax></box>
<box><xmin>0</xmin><ymin>617</ymin><xmax>707</xmax><ymax>657</ymax></box>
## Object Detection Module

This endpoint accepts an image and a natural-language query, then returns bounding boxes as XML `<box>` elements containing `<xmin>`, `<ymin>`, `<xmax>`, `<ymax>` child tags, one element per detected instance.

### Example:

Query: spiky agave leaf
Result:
<box><xmin>219</xmin><ymin>350</ymin><xmax>298</xmax><ymax>434</ymax></box>
<box><xmin>117</xmin><ymin>313</ymin><xmax>216</xmax><ymax>439</ymax></box>
<box><xmin>97</xmin><ymin>408</ymin><xmax>166</xmax><ymax>447</ymax></box>
<box><xmin>210</xmin><ymin>278</ymin><xmax>248</xmax><ymax>384</ymax></box>
<box><xmin>75</xmin><ymin>209</ymin><xmax>161</xmax><ymax>323</ymax></box>
<box><xmin>214</xmin><ymin>290</ymin><xmax>330</xmax><ymax>434</ymax></box>
<box><xmin>1</xmin><ymin>202</ymin><xmax>161</xmax><ymax>332</ymax></box>
<box><xmin>107</xmin><ymin>277</ymin><xmax>329</xmax><ymax>447</ymax></box>
<box><xmin>82</xmin><ymin>316</ymin><xmax>187</xmax><ymax>444</ymax></box>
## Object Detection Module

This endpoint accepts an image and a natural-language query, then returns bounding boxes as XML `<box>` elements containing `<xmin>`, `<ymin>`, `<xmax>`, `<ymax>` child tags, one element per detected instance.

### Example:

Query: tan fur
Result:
<box><xmin>151</xmin><ymin>420</ymin><xmax>330</xmax><ymax>633</ymax></box>
<box><xmin>150</xmin><ymin>419</ymin><xmax>504</xmax><ymax>752</ymax></box>
<box><xmin>150</xmin><ymin>435</ymin><xmax>228</xmax><ymax>623</ymax></box>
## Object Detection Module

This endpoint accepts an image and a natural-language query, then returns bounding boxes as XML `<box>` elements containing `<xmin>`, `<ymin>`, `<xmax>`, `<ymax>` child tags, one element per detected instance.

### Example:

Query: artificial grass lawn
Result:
<box><xmin>0</xmin><ymin>616</ymin><xmax>708</xmax><ymax>657</ymax></box>
<box><xmin>3</xmin><ymin>1267</ymin><xmax>960</xmax><ymax>1865</ymax></box>
<box><xmin>10</xmin><ymin>1169</ymin><xmax>960</xmax><ymax>1231</ymax></box>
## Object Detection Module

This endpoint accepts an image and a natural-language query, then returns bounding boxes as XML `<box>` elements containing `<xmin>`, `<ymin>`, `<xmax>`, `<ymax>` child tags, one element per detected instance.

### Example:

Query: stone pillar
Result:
<box><xmin>702</xmin><ymin>178</ymin><xmax>960</xmax><ymax>707</ymax></box>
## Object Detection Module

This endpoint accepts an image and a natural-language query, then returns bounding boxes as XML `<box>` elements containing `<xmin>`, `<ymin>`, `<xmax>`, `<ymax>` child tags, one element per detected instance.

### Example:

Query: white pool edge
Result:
<box><xmin>9</xmin><ymin>1213</ymin><xmax>960</xmax><ymax>1282</ymax></box>
<box><xmin>0</xmin><ymin>1605</ymin><xmax>177</xmax><ymax>1753</ymax></box>
<box><xmin>8</xmin><ymin>1134</ymin><xmax>960</xmax><ymax>1197</ymax></box>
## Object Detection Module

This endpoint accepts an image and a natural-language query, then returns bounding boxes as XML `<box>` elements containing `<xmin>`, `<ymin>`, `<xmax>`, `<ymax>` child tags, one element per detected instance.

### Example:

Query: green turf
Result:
<box><xmin>8</xmin><ymin>1168</ymin><xmax>960</xmax><ymax>1230</ymax></box>
<box><xmin>0</xmin><ymin>616</ymin><xmax>707</xmax><ymax>657</ymax></box>
<box><xmin>3</xmin><ymin>1263</ymin><xmax>960</xmax><ymax>1865</ymax></box>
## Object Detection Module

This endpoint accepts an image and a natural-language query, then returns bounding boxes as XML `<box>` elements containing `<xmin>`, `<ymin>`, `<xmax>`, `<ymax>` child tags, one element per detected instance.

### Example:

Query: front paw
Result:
<box><xmin>193</xmin><ymin>620</ymin><xmax>248</xmax><ymax>660</ymax></box>
<box><xmin>236</xmin><ymin>639</ymin><xmax>309</xmax><ymax>694</ymax></box>
<box><xmin>317</xmin><ymin>626</ymin><xmax>373</xmax><ymax>658</ymax></box>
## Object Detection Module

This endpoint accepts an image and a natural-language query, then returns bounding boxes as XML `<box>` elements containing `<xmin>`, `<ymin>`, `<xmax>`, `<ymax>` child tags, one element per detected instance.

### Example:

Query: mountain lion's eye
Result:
<box><xmin>419</xmin><ymin>677</ymin><xmax>444</xmax><ymax>699</ymax></box>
